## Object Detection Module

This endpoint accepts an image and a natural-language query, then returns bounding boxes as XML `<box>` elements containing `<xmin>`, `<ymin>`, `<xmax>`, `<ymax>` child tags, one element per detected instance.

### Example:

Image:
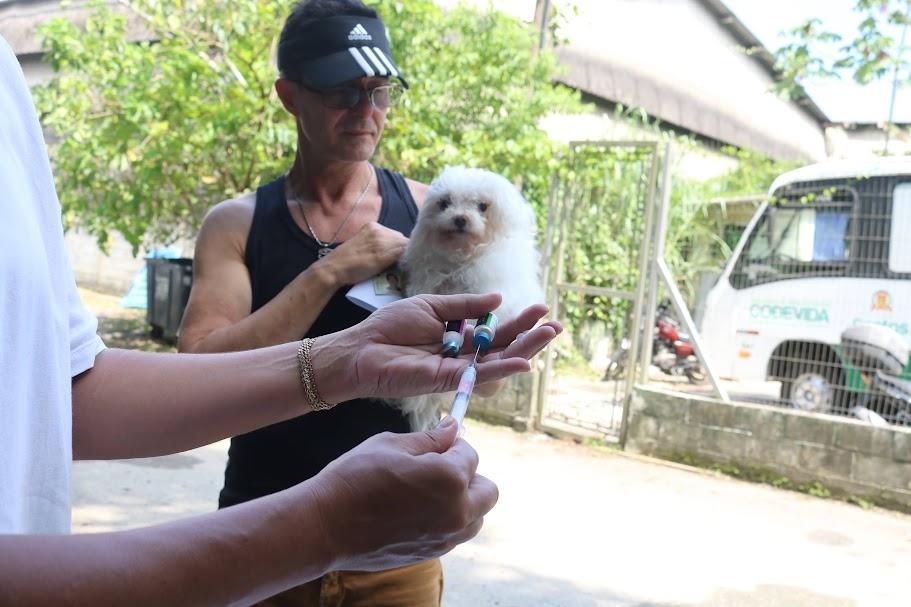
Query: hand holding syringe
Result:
<box><xmin>447</xmin><ymin>313</ymin><xmax>498</xmax><ymax>425</ymax></box>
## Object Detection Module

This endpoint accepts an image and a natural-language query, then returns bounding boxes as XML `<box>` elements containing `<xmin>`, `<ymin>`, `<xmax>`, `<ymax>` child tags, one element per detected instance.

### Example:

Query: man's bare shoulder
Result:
<box><xmin>405</xmin><ymin>178</ymin><xmax>430</xmax><ymax>209</ymax></box>
<box><xmin>201</xmin><ymin>191</ymin><xmax>257</xmax><ymax>237</ymax></box>
<box><xmin>195</xmin><ymin>191</ymin><xmax>258</xmax><ymax>260</ymax></box>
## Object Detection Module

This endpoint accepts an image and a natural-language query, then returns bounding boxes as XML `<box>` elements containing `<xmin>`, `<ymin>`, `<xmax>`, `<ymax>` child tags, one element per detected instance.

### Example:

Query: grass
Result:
<box><xmin>662</xmin><ymin>451</ymin><xmax>901</xmax><ymax>512</ymax></box>
<box><xmin>580</xmin><ymin>436</ymin><xmax>621</xmax><ymax>455</ymax></box>
<box><xmin>552</xmin><ymin>345</ymin><xmax>603</xmax><ymax>381</ymax></box>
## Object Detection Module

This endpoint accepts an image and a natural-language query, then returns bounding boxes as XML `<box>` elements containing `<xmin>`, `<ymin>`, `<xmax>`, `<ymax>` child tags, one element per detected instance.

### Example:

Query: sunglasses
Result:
<box><xmin>297</xmin><ymin>82</ymin><xmax>404</xmax><ymax>110</ymax></box>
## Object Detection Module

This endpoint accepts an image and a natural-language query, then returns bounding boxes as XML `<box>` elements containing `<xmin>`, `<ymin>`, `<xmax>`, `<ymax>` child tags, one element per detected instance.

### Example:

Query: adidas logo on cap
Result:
<box><xmin>348</xmin><ymin>24</ymin><xmax>372</xmax><ymax>41</ymax></box>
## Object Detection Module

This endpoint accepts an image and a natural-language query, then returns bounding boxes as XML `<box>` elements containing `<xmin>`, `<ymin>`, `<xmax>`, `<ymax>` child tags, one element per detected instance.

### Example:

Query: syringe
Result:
<box><xmin>450</xmin><ymin>345</ymin><xmax>482</xmax><ymax>424</ymax></box>
<box><xmin>449</xmin><ymin>312</ymin><xmax>498</xmax><ymax>425</ymax></box>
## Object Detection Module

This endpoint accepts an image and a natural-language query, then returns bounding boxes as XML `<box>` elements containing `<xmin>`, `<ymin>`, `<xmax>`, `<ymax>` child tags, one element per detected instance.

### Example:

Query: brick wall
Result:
<box><xmin>627</xmin><ymin>386</ymin><xmax>911</xmax><ymax>510</ymax></box>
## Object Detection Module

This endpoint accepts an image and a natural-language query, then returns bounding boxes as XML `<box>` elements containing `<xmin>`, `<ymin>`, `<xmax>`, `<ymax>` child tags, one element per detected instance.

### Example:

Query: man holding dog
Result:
<box><xmin>179</xmin><ymin>0</ymin><xmax>484</xmax><ymax>604</ymax></box>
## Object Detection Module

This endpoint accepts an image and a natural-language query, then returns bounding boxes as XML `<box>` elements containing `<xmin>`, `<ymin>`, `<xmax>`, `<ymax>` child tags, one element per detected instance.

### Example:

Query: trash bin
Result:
<box><xmin>146</xmin><ymin>258</ymin><xmax>193</xmax><ymax>342</ymax></box>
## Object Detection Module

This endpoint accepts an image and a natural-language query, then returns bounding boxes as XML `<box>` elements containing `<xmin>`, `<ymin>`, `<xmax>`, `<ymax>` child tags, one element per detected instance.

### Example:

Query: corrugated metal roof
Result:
<box><xmin>696</xmin><ymin>0</ymin><xmax>829</xmax><ymax>126</ymax></box>
<box><xmin>555</xmin><ymin>46</ymin><xmax>819</xmax><ymax>161</ymax></box>
<box><xmin>550</xmin><ymin>0</ymin><xmax>828</xmax><ymax>161</ymax></box>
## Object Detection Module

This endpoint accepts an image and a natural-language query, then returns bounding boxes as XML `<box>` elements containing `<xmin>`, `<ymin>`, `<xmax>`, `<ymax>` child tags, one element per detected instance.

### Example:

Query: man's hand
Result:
<box><xmin>311</xmin><ymin>293</ymin><xmax>562</xmax><ymax>404</ymax></box>
<box><xmin>306</xmin><ymin>416</ymin><xmax>496</xmax><ymax>571</ymax></box>
<box><xmin>316</xmin><ymin>222</ymin><xmax>408</xmax><ymax>287</ymax></box>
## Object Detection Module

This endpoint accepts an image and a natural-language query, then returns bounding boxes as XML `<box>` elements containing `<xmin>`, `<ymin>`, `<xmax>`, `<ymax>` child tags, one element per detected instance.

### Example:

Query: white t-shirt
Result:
<box><xmin>0</xmin><ymin>36</ymin><xmax>106</xmax><ymax>534</ymax></box>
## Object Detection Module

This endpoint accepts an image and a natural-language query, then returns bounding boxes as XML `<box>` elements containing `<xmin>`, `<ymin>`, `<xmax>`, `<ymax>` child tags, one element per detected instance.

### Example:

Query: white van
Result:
<box><xmin>700</xmin><ymin>158</ymin><xmax>911</xmax><ymax>412</ymax></box>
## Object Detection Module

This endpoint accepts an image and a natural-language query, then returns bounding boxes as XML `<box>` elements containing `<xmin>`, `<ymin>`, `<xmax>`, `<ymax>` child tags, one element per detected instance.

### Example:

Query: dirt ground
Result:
<box><xmin>78</xmin><ymin>288</ymin><xmax>176</xmax><ymax>353</ymax></box>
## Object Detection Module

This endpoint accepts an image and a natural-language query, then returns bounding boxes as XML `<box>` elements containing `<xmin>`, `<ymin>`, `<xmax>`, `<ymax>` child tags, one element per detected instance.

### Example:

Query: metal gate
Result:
<box><xmin>534</xmin><ymin>141</ymin><xmax>664</xmax><ymax>441</ymax></box>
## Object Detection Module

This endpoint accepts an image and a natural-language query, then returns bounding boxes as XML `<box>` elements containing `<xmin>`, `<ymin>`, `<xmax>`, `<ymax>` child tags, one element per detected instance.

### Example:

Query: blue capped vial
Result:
<box><xmin>472</xmin><ymin>312</ymin><xmax>498</xmax><ymax>352</ymax></box>
<box><xmin>441</xmin><ymin>319</ymin><xmax>466</xmax><ymax>357</ymax></box>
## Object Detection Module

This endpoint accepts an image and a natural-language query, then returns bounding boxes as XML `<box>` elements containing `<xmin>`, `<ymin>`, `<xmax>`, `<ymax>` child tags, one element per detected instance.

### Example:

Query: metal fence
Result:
<box><xmin>649</xmin><ymin>162</ymin><xmax>911</xmax><ymax>429</ymax></box>
<box><xmin>534</xmin><ymin>146</ymin><xmax>911</xmax><ymax>441</ymax></box>
<box><xmin>535</xmin><ymin>141</ymin><xmax>662</xmax><ymax>440</ymax></box>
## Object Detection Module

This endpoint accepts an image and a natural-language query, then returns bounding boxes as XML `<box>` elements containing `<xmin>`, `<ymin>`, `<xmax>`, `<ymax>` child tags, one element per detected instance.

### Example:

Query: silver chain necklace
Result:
<box><xmin>289</xmin><ymin>166</ymin><xmax>375</xmax><ymax>258</ymax></box>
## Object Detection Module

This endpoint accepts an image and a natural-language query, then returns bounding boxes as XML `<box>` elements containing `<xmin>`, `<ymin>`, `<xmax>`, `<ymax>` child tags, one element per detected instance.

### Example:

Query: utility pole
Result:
<box><xmin>535</xmin><ymin>0</ymin><xmax>552</xmax><ymax>54</ymax></box>
<box><xmin>884</xmin><ymin>0</ymin><xmax>910</xmax><ymax>154</ymax></box>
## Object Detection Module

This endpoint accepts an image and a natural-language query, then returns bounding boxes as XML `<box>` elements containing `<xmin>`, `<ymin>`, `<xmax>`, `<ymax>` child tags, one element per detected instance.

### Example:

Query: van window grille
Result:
<box><xmin>730</xmin><ymin>177</ymin><xmax>911</xmax><ymax>289</ymax></box>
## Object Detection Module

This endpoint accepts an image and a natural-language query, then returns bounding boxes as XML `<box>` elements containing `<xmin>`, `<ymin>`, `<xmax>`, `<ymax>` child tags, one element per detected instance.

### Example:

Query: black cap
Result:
<box><xmin>279</xmin><ymin>15</ymin><xmax>408</xmax><ymax>89</ymax></box>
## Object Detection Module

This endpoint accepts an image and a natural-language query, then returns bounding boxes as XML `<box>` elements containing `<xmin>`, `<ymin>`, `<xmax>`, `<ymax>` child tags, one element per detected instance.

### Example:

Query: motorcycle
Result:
<box><xmin>839</xmin><ymin>324</ymin><xmax>911</xmax><ymax>427</ymax></box>
<box><xmin>603</xmin><ymin>304</ymin><xmax>705</xmax><ymax>384</ymax></box>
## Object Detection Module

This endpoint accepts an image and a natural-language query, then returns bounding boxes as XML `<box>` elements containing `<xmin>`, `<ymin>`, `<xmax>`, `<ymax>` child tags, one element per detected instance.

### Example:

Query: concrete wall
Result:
<box><xmin>539</xmin><ymin>109</ymin><xmax>740</xmax><ymax>182</ymax></box>
<box><xmin>65</xmin><ymin>230</ymin><xmax>146</xmax><ymax>295</ymax></box>
<box><xmin>65</xmin><ymin>228</ymin><xmax>193</xmax><ymax>295</ymax></box>
<box><xmin>466</xmin><ymin>373</ymin><xmax>537</xmax><ymax>432</ymax></box>
<box><xmin>1</xmin><ymin>1</ymin><xmax>146</xmax><ymax>87</ymax></box>
<box><xmin>627</xmin><ymin>386</ymin><xmax>911</xmax><ymax>510</ymax></box>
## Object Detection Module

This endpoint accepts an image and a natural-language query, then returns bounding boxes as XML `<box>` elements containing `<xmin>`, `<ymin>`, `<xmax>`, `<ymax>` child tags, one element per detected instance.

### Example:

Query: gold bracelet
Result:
<box><xmin>297</xmin><ymin>338</ymin><xmax>334</xmax><ymax>411</ymax></box>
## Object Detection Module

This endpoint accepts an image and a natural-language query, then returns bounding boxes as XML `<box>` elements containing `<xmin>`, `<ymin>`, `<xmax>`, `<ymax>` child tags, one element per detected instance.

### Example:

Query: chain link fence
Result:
<box><xmin>696</xmin><ymin>162</ymin><xmax>911</xmax><ymax>427</ymax></box>
<box><xmin>536</xmin><ymin>139</ymin><xmax>911</xmax><ymax>440</ymax></box>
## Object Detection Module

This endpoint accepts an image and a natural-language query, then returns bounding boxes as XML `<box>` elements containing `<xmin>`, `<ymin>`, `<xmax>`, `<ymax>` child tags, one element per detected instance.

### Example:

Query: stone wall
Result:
<box><xmin>627</xmin><ymin>386</ymin><xmax>911</xmax><ymax>510</ymax></box>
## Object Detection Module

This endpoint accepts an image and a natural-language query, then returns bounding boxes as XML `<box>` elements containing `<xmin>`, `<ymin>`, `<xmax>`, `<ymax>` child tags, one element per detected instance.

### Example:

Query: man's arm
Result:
<box><xmin>406</xmin><ymin>178</ymin><xmax>429</xmax><ymax>209</ymax></box>
<box><xmin>1</xmin><ymin>421</ymin><xmax>497</xmax><ymax>606</ymax></box>
<box><xmin>177</xmin><ymin>195</ymin><xmax>337</xmax><ymax>353</ymax></box>
<box><xmin>178</xmin><ymin>195</ymin><xmax>410</xmax><ymax>354</ymax></box>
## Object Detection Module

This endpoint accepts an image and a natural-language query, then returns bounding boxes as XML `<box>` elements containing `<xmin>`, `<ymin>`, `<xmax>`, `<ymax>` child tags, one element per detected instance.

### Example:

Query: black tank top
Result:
<box><xmin>218</xmin><ymin>166</ymin><xmax>418</xmax><ymax>509</ymax></box>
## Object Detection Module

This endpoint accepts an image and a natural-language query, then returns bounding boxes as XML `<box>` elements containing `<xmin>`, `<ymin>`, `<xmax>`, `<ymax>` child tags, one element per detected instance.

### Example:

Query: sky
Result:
<box><xmin>724</xmin><ymin>0</ymin><xmax>911</xmax><ymax>124</ymax></box>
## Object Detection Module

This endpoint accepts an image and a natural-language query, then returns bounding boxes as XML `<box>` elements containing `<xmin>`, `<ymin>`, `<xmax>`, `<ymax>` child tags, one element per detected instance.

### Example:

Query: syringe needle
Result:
<box><xmin>471</xmin><ymin>343</ymin><xmax>481</xmax><ymax>365</ymax></box>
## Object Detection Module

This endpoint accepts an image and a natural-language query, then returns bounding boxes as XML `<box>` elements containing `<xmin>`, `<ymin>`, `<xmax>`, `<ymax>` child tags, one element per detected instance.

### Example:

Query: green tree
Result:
<box><xmin>36</xmin><ymin>0</ymin><xmax>292</xmax><ymax>251</ymax></box>
<box><xmin>35</xmin><ymin>0</ymin><xmax>581</xmax><ymax>252</ymax></box>
<box><xmin>773</xmin><ymin>0</ymin><xmax>911</xmax><ymax>99</ymax></box>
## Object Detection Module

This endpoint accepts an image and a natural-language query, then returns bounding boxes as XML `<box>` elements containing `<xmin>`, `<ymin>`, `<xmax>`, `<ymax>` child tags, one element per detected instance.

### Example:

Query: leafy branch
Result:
<box><xmin>773</xmin><ymin>0</ymin><xmax>911</xmax><ymax>99</ymax></box>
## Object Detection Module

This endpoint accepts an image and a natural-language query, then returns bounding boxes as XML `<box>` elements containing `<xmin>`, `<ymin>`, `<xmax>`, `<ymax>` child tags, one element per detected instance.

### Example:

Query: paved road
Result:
<box><xmin>74</xmin><ymin>422</ymin><xmax>911</xmax><ymax>607</ymax></box>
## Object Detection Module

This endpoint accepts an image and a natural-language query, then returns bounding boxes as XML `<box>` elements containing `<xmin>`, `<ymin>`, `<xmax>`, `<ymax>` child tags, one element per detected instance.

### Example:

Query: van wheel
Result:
<box><xmin>783</xmin><ymin>372</ymin><xmax>834</xmax><ymax>413</ymax></box>
<box><xmin>770</xmin><ymin>342</ymin><xmax>846</xmax><ymax>413</ymax></box>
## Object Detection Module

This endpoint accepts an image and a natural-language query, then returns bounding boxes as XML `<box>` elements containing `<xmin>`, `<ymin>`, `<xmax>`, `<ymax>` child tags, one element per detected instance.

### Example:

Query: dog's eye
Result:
<box><xmin>438</xmin><ymin>197</ymin><xmax>451</xmax><ymax>211</ymax></box>
<box><xmin>478</xmin><ymin>202</ymin><xmax>488</xmax><ymax>212</ymax></box>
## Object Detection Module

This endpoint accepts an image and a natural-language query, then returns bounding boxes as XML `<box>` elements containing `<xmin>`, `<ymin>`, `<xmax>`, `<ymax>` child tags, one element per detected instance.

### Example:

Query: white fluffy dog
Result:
<box><xmin>396</xmin><ymin>165</ymin><xmax>545</xmax><ymax>430</ymax></box>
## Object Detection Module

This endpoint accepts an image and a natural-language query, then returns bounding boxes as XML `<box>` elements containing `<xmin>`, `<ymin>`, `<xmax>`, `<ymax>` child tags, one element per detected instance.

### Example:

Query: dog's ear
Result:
<box><xmin>503</xmin><ymin>187</ymin><xmax>537</xmax><ymax>235</ymax></box>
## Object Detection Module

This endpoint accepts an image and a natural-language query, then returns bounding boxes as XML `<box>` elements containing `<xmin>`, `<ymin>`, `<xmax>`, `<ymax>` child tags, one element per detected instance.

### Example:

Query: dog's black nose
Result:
<box><xmin>453</xmin><ymin>216</ymin><xmax>467</xmax><ymax>230</ymax></box>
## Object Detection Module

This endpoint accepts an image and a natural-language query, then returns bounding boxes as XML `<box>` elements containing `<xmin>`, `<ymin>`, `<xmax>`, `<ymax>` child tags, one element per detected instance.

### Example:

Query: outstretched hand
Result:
<box><xmin>311</xmin><ymin>293</ymin><xmax>562</xmax><ymax>404</ymax></box>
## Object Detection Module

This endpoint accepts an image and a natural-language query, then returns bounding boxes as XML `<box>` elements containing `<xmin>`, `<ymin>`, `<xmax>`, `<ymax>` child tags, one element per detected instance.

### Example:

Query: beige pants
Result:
<box><xmin>255</xmin><ymin>559</ymin><xmax>443</xmax><ymax>607</ymax></box>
